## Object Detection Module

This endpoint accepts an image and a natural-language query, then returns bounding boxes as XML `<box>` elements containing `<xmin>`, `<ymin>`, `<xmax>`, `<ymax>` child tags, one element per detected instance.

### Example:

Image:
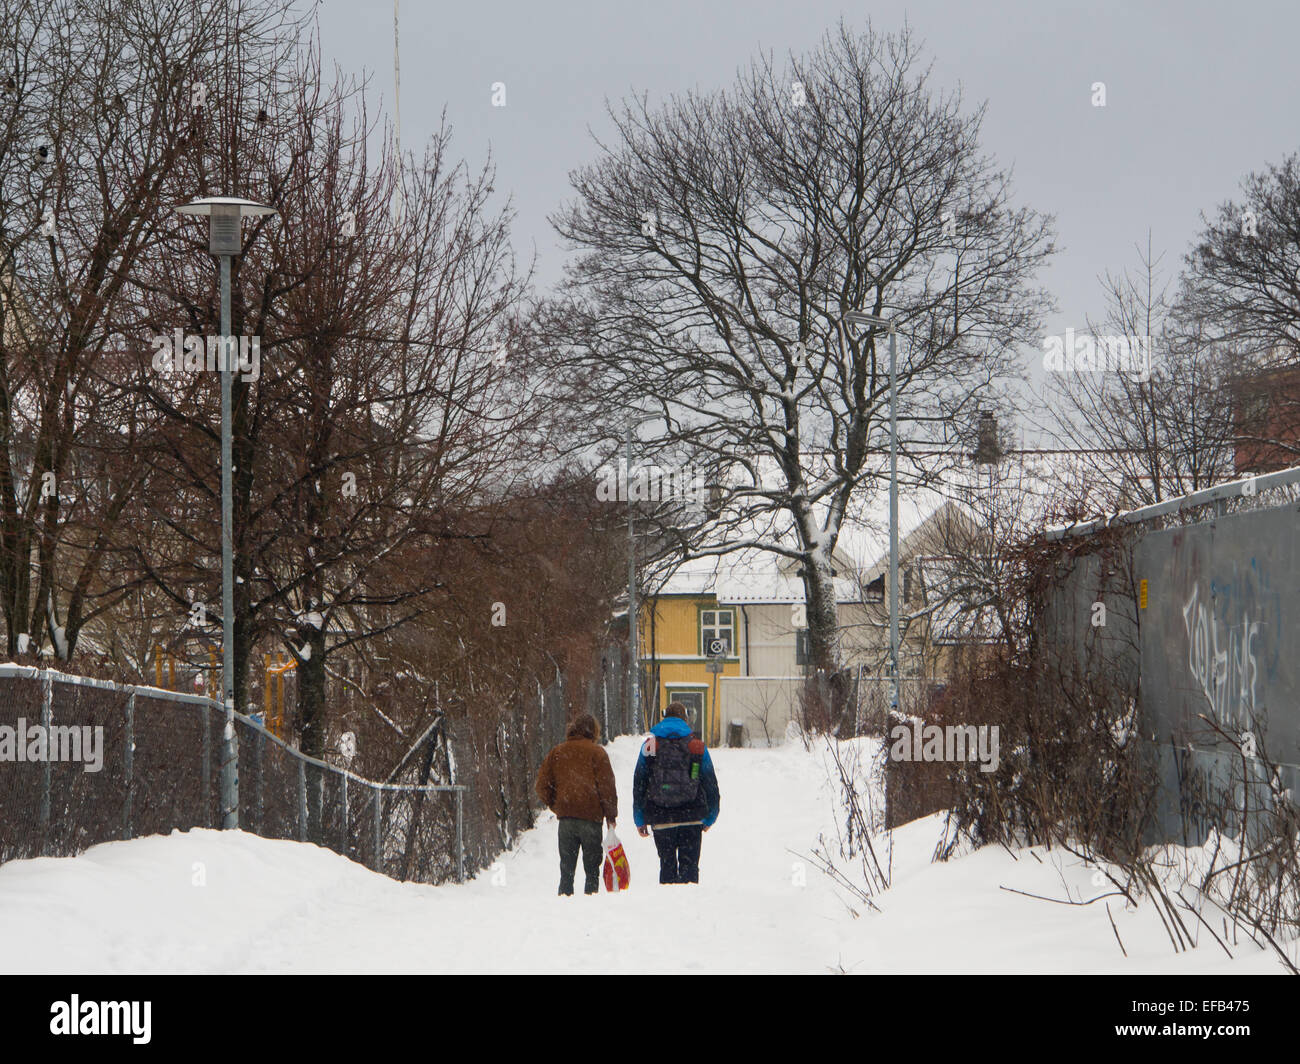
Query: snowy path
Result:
<box><xmin>0</xmin><ymin>736</ymin><xmax>1288</xmax><ymax>973</ymax></box>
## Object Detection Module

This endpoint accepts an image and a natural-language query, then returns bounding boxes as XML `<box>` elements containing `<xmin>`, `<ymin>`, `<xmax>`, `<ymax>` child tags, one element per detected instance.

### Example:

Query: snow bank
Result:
<box><xmin>0</xmin><ymin>734</ymin><xmax>1287</xmax><ymax>973</ymax></box>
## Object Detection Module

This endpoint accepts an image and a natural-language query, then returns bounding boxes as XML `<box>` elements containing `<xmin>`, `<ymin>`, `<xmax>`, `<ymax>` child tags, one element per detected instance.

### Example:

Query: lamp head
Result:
<box><xmin>177</xmin><ymin>196</ymin><xmax>276</xmax><ymax>255</ymax></box>
<box><xmin>844</xmin><ymin>310</ymin><xmax>893</xmax><ymax>332</ymax></box>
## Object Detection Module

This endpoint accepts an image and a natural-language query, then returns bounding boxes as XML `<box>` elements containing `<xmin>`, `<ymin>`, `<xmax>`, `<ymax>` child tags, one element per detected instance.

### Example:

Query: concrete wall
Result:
<box><xmin>1036</xmin><ymin>502</ymin><xmax>1300</xmax><ymax>843</ymax></box>
<box><xmin>717</xmin><ymin>676</ymin><xmax>804</xmax><ymax>746</ymax></box>
<box><xmin>1038</xmin><ymin>535</ymin><xmax>1142</xmax><ymax>691</ymax></box>
<box><xmin>1137</xmin><ymin>505</ymin><xmax>1299</xmax><ymax>757</ymax></box>
<box><xmin>1136</xmin><ymin>504</ymin><xmax>1300</xmax><ymax>843</ymax></box>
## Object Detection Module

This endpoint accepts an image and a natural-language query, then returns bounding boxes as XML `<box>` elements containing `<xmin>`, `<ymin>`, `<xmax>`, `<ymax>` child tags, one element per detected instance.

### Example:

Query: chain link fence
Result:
<box><xmin>446</xmin><ymin>644</ymin><xmax>639</xmax><ymax>876</ymax></box>
<box><xmin>1</xmin><ymin>644</ymin><xmax>641</xmax><ymax>884</ymax></box>
<box><xmin>0</xmin><ymin>664</ymin><xmax>466</xmax><ymax>882</ymax></box>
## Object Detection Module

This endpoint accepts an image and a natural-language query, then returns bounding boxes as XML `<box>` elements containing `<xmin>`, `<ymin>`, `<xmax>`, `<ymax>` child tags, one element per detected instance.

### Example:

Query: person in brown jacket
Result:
<box><xmin>535</xmin><ymin>713</ymin><xmax>618</xmax><ymax>895</ymax></box>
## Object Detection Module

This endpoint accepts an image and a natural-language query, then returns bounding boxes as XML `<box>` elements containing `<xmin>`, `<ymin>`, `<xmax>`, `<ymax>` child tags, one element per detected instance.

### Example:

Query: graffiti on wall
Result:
<box><xmin>1176</xmin><ymin>554</ymin><xmax>1282</xmax><ymax>735</ymax></box>
<box><xmin>1181</xmin><ymin>581</ymin><xmax>1259</xmax><ymax>730</ymax></box>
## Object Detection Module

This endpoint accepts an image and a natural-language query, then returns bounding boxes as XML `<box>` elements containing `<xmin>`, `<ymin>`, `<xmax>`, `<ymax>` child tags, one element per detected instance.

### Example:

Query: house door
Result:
<box><xmin>666</xmin><ymin>688</ymin><xmax>705</xmax><ymax>735</ymax></box>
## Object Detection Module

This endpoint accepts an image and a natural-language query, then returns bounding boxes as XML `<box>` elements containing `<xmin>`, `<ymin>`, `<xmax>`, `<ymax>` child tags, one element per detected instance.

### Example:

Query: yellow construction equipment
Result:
<box><xmin>263</xmin><ymin>652</ymin><xmax>297</xmax><ymax>739</ymax></box>
<box><xmin>154</xmin><ymin>645</ymin><xmax>176</xmax><ymax>690</ymax></box>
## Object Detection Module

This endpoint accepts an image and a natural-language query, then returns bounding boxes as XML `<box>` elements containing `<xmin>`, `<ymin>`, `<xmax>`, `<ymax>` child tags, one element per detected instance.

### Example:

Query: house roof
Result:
<box><xmin>653</xmin><ymin>548</ymin><xmax>863</xmax><ymax>605</ymax></box>
<box><xmin>652</xmin><ymin>448</ymin><xmax>1134</xmax><ymax>604</ymax></box>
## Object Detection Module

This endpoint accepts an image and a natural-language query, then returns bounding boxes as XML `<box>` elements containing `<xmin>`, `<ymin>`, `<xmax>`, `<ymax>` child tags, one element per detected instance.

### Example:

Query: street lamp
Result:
<box><xmin>176</xmin><ymin>196</ymin><xmax>277</xmax><ymax>830</ymax></box>
<box><xmin>843</xmin><ymin>310</ymin><xmax>903</xmax><ymax>715</ymax></box>
<box><xmin>624</xmin><ymin>413</ymin><xmax>661</xmax><ymax>732</ymax></box>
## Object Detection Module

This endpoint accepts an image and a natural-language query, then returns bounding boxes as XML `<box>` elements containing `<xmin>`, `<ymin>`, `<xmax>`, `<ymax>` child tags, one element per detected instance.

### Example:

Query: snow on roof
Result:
<box><xmin>654</xmin><ymin>548</ymin><xmax>861</xmax><ymax>604</ymax></box>
<box><xmin>654</xmin><ymin>449</ymin><xmax>1133</xmax><ymax>603</ymax></box>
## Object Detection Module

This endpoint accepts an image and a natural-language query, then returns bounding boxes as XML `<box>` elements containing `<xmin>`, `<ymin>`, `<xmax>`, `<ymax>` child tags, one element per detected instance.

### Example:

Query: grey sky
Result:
<box><xmin>317</xmin><ymin>0</ymin><xmax>1300</xmax><ymax>438</ymax></box>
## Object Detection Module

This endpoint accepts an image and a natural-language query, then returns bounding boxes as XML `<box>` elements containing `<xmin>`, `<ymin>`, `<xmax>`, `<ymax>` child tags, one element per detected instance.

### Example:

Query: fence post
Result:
<box><xmin>255</xmin><ymin>730</ymin><xmax>264</xmax><ymax>835</ymax></box>
<box><xmin>201</xmin><ymin>702</ymin><xmax>212</xmax><ymax>827</ymax></box>
<box><xmin>372</xmin><ymin>788</ymin><xmax>382</xmax><ymax>873</ymax></box>
<box><xmin>621</xmin><ymin>646</ymin><xmax>631</xmax><ymax>735</ymax></box>
<box><xmin>455</xmin><ymin>788</ymin><xmax>464</xmax><ymax>883</ymax></box>
<box><xmin>298</xmin><ymin>759</ymin><xmax>307</xmax><ymax>842</ymax></box>
<box><xmin>123</xmin><ymin>692</ymin><xmax>135</xmax><ymax>840</ymax></box>
<box><xmin>39</xmin><ymin>669</ymin><xmax>51</xmax><ymax>853</ymax></box>
<box><xmin>341</xmin><ymin>773</ymin><xmax>349</xmax><ymax>856</ymax></box>
<box><xmin>602</xmin><ymin>668</ymin><xmax>609</xmax><ymax>741</ymax></box>
<box><xmin>221</xmin><ymin>713</ymin><xmax>239</xmax><ymax>831</ymax></box>
<box><xmin>853</xmin><ymin>665</ymin><xmax>864</xmax><ymax>736</ymax></box>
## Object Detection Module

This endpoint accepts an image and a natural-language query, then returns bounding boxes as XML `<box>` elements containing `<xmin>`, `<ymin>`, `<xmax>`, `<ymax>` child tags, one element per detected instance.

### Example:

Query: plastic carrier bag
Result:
<box><xmin>602</xmin><ymin>826</ymin><xmax>631</xmax><ymax>892</ymax></box>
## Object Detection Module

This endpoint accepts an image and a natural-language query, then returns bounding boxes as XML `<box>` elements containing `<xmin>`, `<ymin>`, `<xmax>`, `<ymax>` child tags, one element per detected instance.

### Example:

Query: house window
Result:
<box><xmin>795</xmin><ymin>628</ymin><xmax>809</xmax><ymax>666</ymax></box>
<box><xmin>864</xmin><ymin>575</ymin><xmax>884</xmax><ymax>603</ymax></box>
<box><xmin>700</xmin><ymin>609</ymin><xmax>734</xmax><ymax>656</ymax></box>
<box><xmin>1239</xmin><ymin>392</ymin><xmax>1270</xmax><ymax>432</ymax></box>
<box><xmin>902</xmin><ymin>565</ymin><xmax>913</xmax><ymax>604</ymax></box>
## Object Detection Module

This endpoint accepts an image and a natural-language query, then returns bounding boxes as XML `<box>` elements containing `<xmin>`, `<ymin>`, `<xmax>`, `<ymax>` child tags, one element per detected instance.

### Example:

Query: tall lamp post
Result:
<box><xmin>624</xmin><ymin>413</ymin><xmax>662</xmax><ymax>732</ymax></box>
<box><xmin>844</xmin><ymin>310</ymin><xmax>903</xmax><ymax>715</ymax></box>
<box><xmin>626</xmin><ymin>424</ymin><xmax>638</xmax><ymax>732</ymax></box>
<box><xmin>176</xmin><ymin>196</ymin><xmax>277</xmax><ymax>830</ymax></box>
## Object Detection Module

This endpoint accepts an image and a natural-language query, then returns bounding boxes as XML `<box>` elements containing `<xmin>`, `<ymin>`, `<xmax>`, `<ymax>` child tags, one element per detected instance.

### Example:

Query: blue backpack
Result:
<box><xmin>648</xmin><ymin>734</ymin><xmax>704</xmax><ymax>808</ymax></box>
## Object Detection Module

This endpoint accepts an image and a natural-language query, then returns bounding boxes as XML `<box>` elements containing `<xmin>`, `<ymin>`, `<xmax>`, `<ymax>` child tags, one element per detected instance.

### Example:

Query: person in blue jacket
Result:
<box><xmin>633</xmin><ymin>702</ymin><xmax>721</xmax><ymax>884</ymax></box>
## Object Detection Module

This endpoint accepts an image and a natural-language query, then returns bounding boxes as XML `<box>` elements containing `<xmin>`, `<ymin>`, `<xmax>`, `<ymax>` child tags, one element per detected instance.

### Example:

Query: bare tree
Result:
<box><xmin>121</xmin><ymin>31</ymin><xmax>534</xmax><ymax>748</ymax></box>
<box><xmin>1041</xmin><ymin>235</ymin><xmax>1237</xmax><ymax>503</ymax></box>
<box><xmin>1180</xmin><ymin>153</ymin><xmax>1300</xmax><ymax>472</ymax></box>
<box><xmin>0</xmin><ymin>0</ymin><xmax>296</xmax><ymax>658</ymax></box>
<box><xmin>252</xmin><ymin>114</ymin><xmax>532</xmax><ymax>760</ymax></box>
<box><xmin>543</xmin><ymin>21</ymin><xmax>1055</xmax><ymax>722</ymax></box>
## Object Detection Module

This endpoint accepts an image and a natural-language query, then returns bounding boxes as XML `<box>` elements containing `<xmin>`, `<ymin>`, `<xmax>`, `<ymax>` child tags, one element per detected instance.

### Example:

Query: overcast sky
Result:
<box><xmin>316</xmin><ymin>0</ymin><xmax>1300</xmax><ymax>441</ymax></box>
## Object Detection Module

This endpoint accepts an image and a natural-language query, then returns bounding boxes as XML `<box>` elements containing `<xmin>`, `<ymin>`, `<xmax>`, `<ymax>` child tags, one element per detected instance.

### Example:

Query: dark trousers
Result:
<box><xmin>652</xmin><ymin>823</ymin><xmax>703</xmax><ymax>884</ymax></box>
<box><xmin>557</xmin><ymin>817</ymin><xmax>603</xmax><ymax>895</ymax></box>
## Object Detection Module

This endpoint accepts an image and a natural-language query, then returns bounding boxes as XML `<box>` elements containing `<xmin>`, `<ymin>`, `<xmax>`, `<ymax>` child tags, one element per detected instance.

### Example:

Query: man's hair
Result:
<box><xmin>663</xmin><ymin>702</ymin><xmax>687</xmax><ymax>720</ymax></box>
<box><xmin>566</xmin><ymin>713</ymin><xmax>599</xmax><ymax>741</ymax></box>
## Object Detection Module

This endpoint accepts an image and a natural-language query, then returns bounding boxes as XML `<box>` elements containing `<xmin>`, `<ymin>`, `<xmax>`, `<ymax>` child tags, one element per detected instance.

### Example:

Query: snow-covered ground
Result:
<box><xmin>0</xmin><ymin>734</ymin><xmax>1290</xmax><ymax>973</ymax></box>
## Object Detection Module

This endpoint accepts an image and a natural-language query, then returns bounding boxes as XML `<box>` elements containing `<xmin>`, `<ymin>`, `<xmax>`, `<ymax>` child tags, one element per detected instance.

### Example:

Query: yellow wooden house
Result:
<box><xmin>633</xmin><ymin>547</ymin><xmax>864</xmax><ymax>746</ymax></box>
<box><xmin>631</xmin><ymin>488</ymin><xmax>981</xmax><ymax>746</ymax></box>
<box><xmin>637</xmin><ymin>592</ymin><xmax>743</xmax><ymax>745</ymax></box>
<box><xmin>627</xmin><ymin>451</ymin><xmax>1139</xmax><ymax>746</ymax></box>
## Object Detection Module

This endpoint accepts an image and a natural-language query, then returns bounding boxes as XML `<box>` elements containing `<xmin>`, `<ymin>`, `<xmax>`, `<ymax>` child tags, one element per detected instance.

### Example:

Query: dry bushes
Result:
<box><xmin>935</xmin><ymin>529</ymin><xmax>1299</xmax><ymax>969</ymax></box>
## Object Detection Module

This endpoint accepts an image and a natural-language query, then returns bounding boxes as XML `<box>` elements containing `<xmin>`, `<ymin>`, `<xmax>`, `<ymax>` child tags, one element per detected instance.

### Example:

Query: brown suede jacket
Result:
<box><xmin>535</xmin><ymin>738</ymin><xmax>618</xmax><ymax>823</ymax></box>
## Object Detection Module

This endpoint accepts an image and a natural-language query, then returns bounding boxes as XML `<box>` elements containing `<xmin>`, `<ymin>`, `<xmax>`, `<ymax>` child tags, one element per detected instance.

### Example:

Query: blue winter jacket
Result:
<box><xmin>632</xmin><ymin>716</ymin><xmax>721</xmax><ymax>829</ymax></box>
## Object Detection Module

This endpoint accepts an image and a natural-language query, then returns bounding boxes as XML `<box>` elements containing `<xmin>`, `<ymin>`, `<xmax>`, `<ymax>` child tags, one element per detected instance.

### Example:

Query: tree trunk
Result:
<box><xmin>298</xmin><ymin>624</ymin><xmax>328</xmax><ymax>760</ymax></box>
<box><xmin>801</xmin><ymin>547</ymin><xmax>849</xmax><ymax>734</ymax></box>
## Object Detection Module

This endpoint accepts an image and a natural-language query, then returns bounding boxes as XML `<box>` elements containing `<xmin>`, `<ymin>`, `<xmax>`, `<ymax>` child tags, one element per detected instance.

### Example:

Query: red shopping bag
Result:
<box><xmin>602</xmin><ymin>827</ymin><xmax>631</xmax><ymax>892</ymax></box>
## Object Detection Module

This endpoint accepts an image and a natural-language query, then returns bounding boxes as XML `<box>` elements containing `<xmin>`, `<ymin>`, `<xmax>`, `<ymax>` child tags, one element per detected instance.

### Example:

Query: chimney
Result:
<box><xmin>973</xmin><ymin>410</ymin><xmax>1002</xmax><ymax>466</ymax></box>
